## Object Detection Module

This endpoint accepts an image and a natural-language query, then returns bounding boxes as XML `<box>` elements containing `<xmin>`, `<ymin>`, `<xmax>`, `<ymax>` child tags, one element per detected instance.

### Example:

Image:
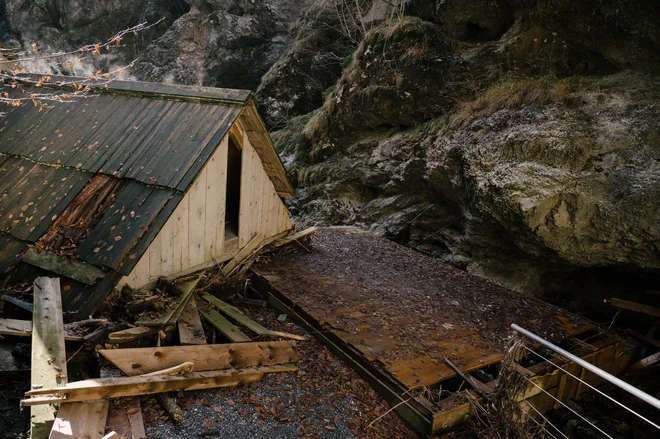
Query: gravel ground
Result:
<box><xmin>141</xmin><ymin>306</ymin><xmax>416</xmax><ymax>439</ymax></box>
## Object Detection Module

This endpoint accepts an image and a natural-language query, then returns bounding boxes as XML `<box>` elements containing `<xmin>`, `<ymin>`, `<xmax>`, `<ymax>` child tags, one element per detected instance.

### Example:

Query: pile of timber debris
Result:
<box><xmin>0</xmin><ymin>229</ymin><xmax>317</xmax><ymax>439</ymax></box>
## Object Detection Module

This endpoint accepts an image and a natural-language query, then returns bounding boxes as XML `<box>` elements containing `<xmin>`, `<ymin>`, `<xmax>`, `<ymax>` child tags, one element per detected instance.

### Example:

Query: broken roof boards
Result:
<box><xmin>0</xmin><ymin>77</ymin><xmax>293</xmax><ymax>318</ymax></box>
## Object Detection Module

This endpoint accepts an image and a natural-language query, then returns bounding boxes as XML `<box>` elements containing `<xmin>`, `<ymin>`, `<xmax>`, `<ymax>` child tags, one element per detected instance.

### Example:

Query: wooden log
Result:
<box><xmin>23</xmin><ymin>247</ymin><xmax>105</xmax><ymax>285</ymax></box>
<box><xmin>0</xmin><ymin>318</ymin><xmax>83</xmax><ymax>341</ymax></box>
<box><xmin>200</xmin><ymin>309</ymin><xmax>251</xmax><ymax>342</ymax></box>
<box><xmin>22</xmin><ymin>365</ymin><xmax>297</xmax><ymax>405</ymax></box>
<box><xmin>31</xmin><ymin>277</ymin><xmax>67</xmax><ymax>439</ymax></box>
<box><xmin>201</xmin><ymin>293</ymin><xmax>307</xmax><ymax>341</ymax></box>
<box><xmin>157</xmin><ymin>393</ymin><xmax>183</xmax><ymax>423</ymax></box>
<box><xmin>98</xmin><ymin>341</ymin><xmax>299</xmax><ymax>376</ymax></box>
<box><xmin>222</xmin><ymin>233</ymin><xmax>263</xmax><ymax>275</ymax></box>
<box><xmin>49</xmin><ymin>400</ymin><xmax>109</xmax><ymax>439</ymax></box>
<box><xmin>177</xmin><ymin>297</ymin><xmax>206</xmax><ymax>345</ymax></box>
<box><xmin>609</xmin><ymin>297</ymin><xmax>660</xmax><ymax>318</ymax></box>
<box><xmin>1</xmin><ymin>294</ymin><xmax>33</xmax><ymax>312</ymax></box>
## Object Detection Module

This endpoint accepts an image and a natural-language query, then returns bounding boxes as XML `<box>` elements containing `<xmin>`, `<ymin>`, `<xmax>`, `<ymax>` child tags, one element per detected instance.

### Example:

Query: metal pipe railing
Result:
<box><xmin>511</xmin><ymin>323</ymin><xmax>660</xmax><ymax>411</ymax></box>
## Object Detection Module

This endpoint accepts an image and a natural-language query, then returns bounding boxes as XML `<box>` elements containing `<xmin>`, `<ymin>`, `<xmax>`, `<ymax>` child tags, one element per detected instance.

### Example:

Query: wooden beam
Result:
<box><xmin>126</xmin><ymin>397</ymin><xmax>146</xmax><ymax>439</ymax></box>
<box><xmin>626</xmin><ymin>329</ymin><xmax>660</xmax><ymax>349</ymax></box>
<box><xmin>49</xmin><ymin>400</ymin><xmax>109</xmax><ymax>439</ymax></box>
<box><xmin>0</xmin><ymin>318</ymin><xmax>84</xmax><ymax>341</ymax></box>
<box><xmin>627</xmin><ymin>350</ymin><xmax>660</xmax><ymax>372</ymax></box>
<box><xmin>135</xmin><ymin>276</ymin><xmax>200</xmax><ymax>327</ymax></box>
<box><xmin>107</xmin><ymin>326</ymin><xmax>157</xmax><ymax>344</ymax></box>
<box><xmin>177</xmin><ymin>297</ymin><xmax>206</xmax><ymax>345</ymax></box>
<box><xmin>30</xmin><ymin>277</ymin><xmax>67</xmax><ymax>439</ymax></box>
<box><xmin>23</xmin><ymin>247</ymin><xmax>105</xmax><ymax>285</ymax></box>
<box><xmin>199</xmin><ymin>309</ymin><xmax>251</xmax><ymax>342</ymax></box>
<box><xmin>609</xmin><ymin>297</ymin><xmax>660</xmax><ymax>318</ymax></box>
<box><xmin>22</xmin><ymin>366</ymin><xmax>297</xmax><ymax>405</ymax></box>
<box><xmin>222</xmin><ymin>233</ymin><xmax>263</xmax><ymax>276</ymax></box>
<box><xmin>268</xmin><ymin>227</ymin><xmax>318</xmax><ymax>249</ymax></box>
<box><xmin>201</xmin><ymin>293</ymin><xmax>307</xmax><ymax>341</ymax></box>
<box><xmin>99</xmin><ymin>341</ymin><xmax>298</xmax><ymax>375</ymax></box>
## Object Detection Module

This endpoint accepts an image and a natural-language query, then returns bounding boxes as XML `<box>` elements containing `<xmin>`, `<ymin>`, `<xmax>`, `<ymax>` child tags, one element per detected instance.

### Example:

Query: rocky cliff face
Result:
<box><xmin>1</xmin><ymin>0</ymin><xmax>658</xmax><ymax>306</ymax></box>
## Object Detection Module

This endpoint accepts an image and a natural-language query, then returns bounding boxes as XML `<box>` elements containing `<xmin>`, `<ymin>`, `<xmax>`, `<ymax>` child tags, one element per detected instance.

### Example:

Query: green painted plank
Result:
<box><xmin>199</xmin><ymin>308</ymin><xmax>251</xmax><ymax>343</ymax></box>
<box><xmin>201</xmin><ymin>292</ymin><xmax>270</xmax><ymax>335</ymax></box>
<box><xmin>22</xmin><ymin>247</ymin><xmax>104</xmax><ymax>285</ymax></box>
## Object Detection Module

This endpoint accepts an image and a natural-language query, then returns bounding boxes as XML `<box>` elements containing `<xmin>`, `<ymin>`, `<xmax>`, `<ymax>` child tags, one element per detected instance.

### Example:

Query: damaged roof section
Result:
<box><xmin>0</xmin><ymin>78</ymin><xmax>288</xmax><ymax>318</ymax></box>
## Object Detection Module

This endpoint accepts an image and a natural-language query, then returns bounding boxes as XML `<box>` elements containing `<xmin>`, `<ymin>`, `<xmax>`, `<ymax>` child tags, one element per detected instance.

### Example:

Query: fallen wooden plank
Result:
<box><xmin>23</xmin><ymin>247</ymin><xmax>105</xmax><ymax>285</ymax></box>
<box><xmin>98</xmin><ymin>341</ymin><xmax>299</xmax><ymax>375</ymax></box>
<box><xmin>1</xmin><ymin>294</ymin><xmax>33</xmax><ymax>312</ymax></box>
<box><xmin>201</xmin><ymin>293</ymin><xmax>307</xmax><ymax>341</ymax></box>
<box><xmin>199</xmin><ymin>309</ymin><xmax>252</xmax><ymax>342</ymax></box>
<box><xmin>222</xmin><ymin>233</ymin><xmax>263</xmax><ymax>275</ymax></box>
<box><xmin>22</xmin><ymin>365</ymin><xmax>297</xmax><ymax>405</ymax></box>
<box><xmin>0</xmin><ymin>318</ymin><xmax>84</xmax><ymax>341</ymax></box>
<box><xmin>609</xmin><ymin>297</ymin><xmax>660</xmax><ymax>318</ymax></box>
<box><xmin>126</xmin><ymin>397</ymin><xmax>146</xmax><ymax>439</ymax></box>
<box><xmin>269</xmin><ymin>227</ymin><xmax>318</xmax><ymax>249</ymax></box>
<box><xmin>177</xmin><ymin>297</ymin><xmax>206</xmax><ymax>345</ymax></box>
<box><xmin>31</xmin><ymin>277</ymin><xmax>67</xmax><ymax>439</ymax></box>
<box><xmin>135</xmin><ymin>277</ymin><xmax>200</xmax><ymax>327</ymax></box>
<box><xmin>627</xmin><ymin>350</ymin><xmax>660</xmax><ymax>372</ymax></box>
<box><xmin>49</xmin><ymin>399</ymin><xmax>109</xmax><ymax>439</ymax></box>
<box><xmin>107</xmin><ymin>326</ymin><xmax>157</xmax><ymax>344</ymax></box>
<box><xmin>101</xmin><ymin>433</ymin><xmax>119</xmax><ymax>439</ymax></box>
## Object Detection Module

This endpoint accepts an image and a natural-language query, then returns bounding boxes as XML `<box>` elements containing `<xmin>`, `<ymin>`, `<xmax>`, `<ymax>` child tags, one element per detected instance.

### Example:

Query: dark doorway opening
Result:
<box><xmin>225</xmin><ymin>137</ymin><xmax>241</xmax><ymax>241</ymax></box>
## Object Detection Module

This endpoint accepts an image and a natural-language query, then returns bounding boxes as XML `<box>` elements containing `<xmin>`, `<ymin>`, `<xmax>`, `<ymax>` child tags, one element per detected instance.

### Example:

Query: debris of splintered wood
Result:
<box><xmin>84</xmin><ymin>323</ymin><xmax>131</xmax><ymax>346</ymax></box>
<box><xmin>30</xmin><ymin>277</ymin><xmax>67</xmax><ymax>439</ymax></box>
<box><xmin>201</xmin><ymin>292</ymin><xmax>308</xmax><ymax>341</ymax></box>
<box><xmin>608</xmin><ymin>297</ymin><xmax>660</xmax><ymax>318</ymax></box>
<box><xmin>98</xmin><ymin>341</ymin><xmax>299</xmax><ymax>375</ymax></box>
<box><xmin>222</xmin><ymin>233</ymin><xmax>264</xmax><ymax>276</ymax></box>
<box><xmin>444</xmin><ymin>357</ymin><xmax>491</xmax><ymax>401</ymax></box>
<box><xmin>21</xmin><ymin>365</ymin><xmax>298</xmax><ymax>406</ymax></box>
<box><xmin>1</xmin><ymin>294</ymin><xmax>33</xmax><ymax>312</ymax></box>
<box><xmin>177</xmin><ymin>297</ymin><xmax>206</xmax><ymax>345</ymax></box>
<box><xmin>126</xmin><ymin>295</ymin><xmax>160</xmax><ymax>314</ymax></box>
<box><xmin>49</xmin><ymin>399</ymin><xmax>109</xmax><ymax>439</ymax></box>
<box><xmin>135</xmin><ymin>276</ymin><xmax>200</xmax><ymax>327</ymax></box>
<box><xmin>107</xmin><ymin>326</ymin><xmax>158</xmax><ymax>344</ymax></box>
<box><xmin>268</xmin><ymin>227</ymin><xmax>318</xmax><ymax>250</ymax></box>
<box><xmin>0</xmin><ymin>318</ymin><xmax>84</xmax><ymax>341</ymax></box>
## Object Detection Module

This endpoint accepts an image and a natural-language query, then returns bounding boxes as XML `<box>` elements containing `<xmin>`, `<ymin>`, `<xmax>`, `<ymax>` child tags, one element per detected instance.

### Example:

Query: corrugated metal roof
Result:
<box><xmin>0</xmin><ymin>95</ymin><xmax>241</xmax><ymax>190</ymax></box>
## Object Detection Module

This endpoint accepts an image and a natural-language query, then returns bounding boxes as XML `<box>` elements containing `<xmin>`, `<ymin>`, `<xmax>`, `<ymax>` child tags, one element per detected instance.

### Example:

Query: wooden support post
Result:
<box><xmin>31</xmin><ymin>277</ymin><xmax>67</xmax><ymax>439</ymax></box>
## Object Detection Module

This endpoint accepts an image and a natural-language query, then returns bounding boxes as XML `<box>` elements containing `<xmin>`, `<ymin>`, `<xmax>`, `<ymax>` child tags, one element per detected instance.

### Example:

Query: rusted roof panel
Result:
<box><xmin>0</xmin><ymin>156</ymin><xmax>88</xmax><ymax>241</ymax></box>
<box><xmin>75</xmin><ymin>180</ymin><xmax>177</xmax><ymax>270</ymax></box>
<box><xmin>0</xmin><ymin>94</ymin><xmax>241</xmax><ymax>191</ymax></box>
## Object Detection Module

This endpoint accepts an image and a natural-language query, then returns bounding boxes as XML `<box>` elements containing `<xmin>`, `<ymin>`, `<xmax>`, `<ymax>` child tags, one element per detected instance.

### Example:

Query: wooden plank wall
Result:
<box><xmin>123</xmin><ymin>124</ymin><xmax>292</xmax><ymax>288</ymax></box>
<box><xmin>238</xmin><ymin>132</ymin><xmax>292</xmax><ymax>248</ymax></box>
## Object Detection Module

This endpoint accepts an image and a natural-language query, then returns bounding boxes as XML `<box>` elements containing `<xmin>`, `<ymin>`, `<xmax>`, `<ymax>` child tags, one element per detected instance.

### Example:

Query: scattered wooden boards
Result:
<box><xmin>222</xmin><ymin>233</ymin><xmax>263</xmax><ymax>275</ymax></box>
<box><xmin>31</xmin><ymin>277</ymin><xmax>68</xmax><ymax>439</ymax></box>
<box><xmin>98</xmin><ymin>341</ymin><xmax>299</xmax><ymax>375</ymax></box>
<box><xmin>22</xmin><ymin>365</ymin><xmax>298</xmax><ymax>406</ymax></box>
<box><xmin>49</xmin><ymin>400</ymin><xmax>109</xmax><ymax>439</ymax></box>
<box><xmin>0</xmin><ymin>318</ymin><xmax>84</xmax><ymax>341</ymax></box>
<box><xmin>201</xmin><ymin>293</ymin><xmax>307</xmax><ymax>341</ymax></box>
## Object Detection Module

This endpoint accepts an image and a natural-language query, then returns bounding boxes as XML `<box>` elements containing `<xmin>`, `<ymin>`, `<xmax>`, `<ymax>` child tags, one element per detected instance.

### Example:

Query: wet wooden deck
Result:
<box><xmin>254</xmin><ymin>228</ymin><xmax>593</xmax><ymax>389</ymax></box>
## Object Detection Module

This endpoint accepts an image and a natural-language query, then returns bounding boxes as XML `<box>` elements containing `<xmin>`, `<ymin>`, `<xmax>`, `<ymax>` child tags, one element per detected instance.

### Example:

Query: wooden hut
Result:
<box><xmin>0</xmin><ymin>78</ymin><xmax>294</xmax><ymax>318</ymax></box>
